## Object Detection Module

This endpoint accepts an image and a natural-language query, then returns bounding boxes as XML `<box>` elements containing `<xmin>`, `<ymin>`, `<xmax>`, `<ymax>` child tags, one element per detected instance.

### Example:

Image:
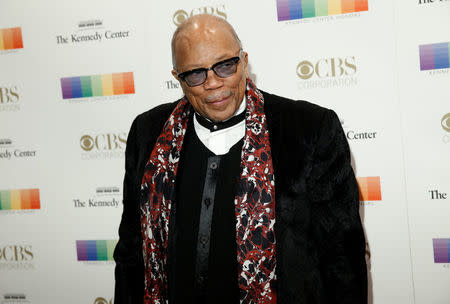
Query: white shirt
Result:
<box><xmin>193</xmin><ymin>97</ymin><xmax>246</xmax><ymax>156</ymax></box>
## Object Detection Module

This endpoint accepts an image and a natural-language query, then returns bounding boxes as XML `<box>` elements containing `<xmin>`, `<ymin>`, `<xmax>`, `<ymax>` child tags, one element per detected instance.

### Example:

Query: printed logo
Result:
<box><xmin>346</xmin><ymin>130</ymin><xmax>377</xmax><ymax>140</ymax></box>
<box><xmin>340</xmin><ymin>121</ymin><xmax>377</xmax><ymax>141</ymax></box>
<box><xmin>80</xmin><ymin>135</ymin><xmax>94</xmax><ymax>151</ymax></box>
<box><xmin>356</xmin><ymin>177</ymin><xmax>382</xmax><ymax>202</ymax></box>
<box><xmin>173</xmin><ymin>5</ymin><xmax>227</xmax><ymax>26</ymax></box>
<box><xmin>94</xmin><ymin>298</ymin><xmax>113</xmax><ymax>304</ymax></box>
<box><xmin>442</xmin><ymin>113</ymin><xmax>450</xmax><ymax>132</ymax></box>
<box><xmin>56</xmin><ymin>20</ymin><xmax>130</xmax><ymax>45</ymax></box>
<box><xmin>0</xmin><ymin>245</ymin><xmax>34</xmax><ymax>270</ymax></box>
<box><xmin>61</xmin><ymin>72</ymin><xmax>135</xmax><ymax>100</ymax></box>
<box><xmin>0</xmin><ymin>85</ymin><xmax>20</xmax><ymax>112</ymax></box>
<box><xmin>165</xmin><ymin>79</ymin><xmax>180</xmax><ymax>90</ymax></box>
<box><xmin>277</xmin><ymin>0</ymin><xmax>368</xmax><ymax>21</ymax></box>
<box><xmin>419</xmin><ymin>42</ymin><xmax>450</xmax><ymax>74</ymax></box>
<box><xmin>78</xmin><ymin>19</ymin><xmax>103</xmax><ymax>30</ymax></box>
<box><xmin>0</xmin><ymin>138</ymin><xmax>37</xmax><ymax>160</ymax></box>
<box><xmin>76</xmin><ymin>240</ymin><xmax>117</xmax><ymax>261</ymax></box>
<box><xmin>0</xmin><ymin>189</ymin><xmax>40</xmax><ymax>211</ymax></box>
<box><xmin>0</xmin><ymin>139</ymin><xmax>12</xmax><ymax>145</ymax></box>
<box><xmin>2</xmin><ymin>294</ymin><xmax>29</xmax><ymax>304</ymax></box>
<box><xmin>419</xmin><ymin>0</ymin><xmax>450</xmax><ymax>4</ymax></box>
<box><xmin>96</xmin><ymin>186</ymin><xmax>120</xmax><ymax>195</ymax></box>
<box><xmin>428</xmin><ymin>189</ymin><xmax>448</xmax><ymax>200</ymax></box>
<box><xmin>73</xmin><ymin>186</ymin><xmax>121</xmax><ymax>209</ymax></box>
<box><xmin>441</xmin><ymin>113</ymin><xmax>450</xmax><ymax>144</ymax></box>
<box><xmin>79</xmin><ymin>132</ymin><xmax>127</xmax><ymax>159</ymax></box>
<box><xmin>433</xmin><ymin>238</ymin><xmax>450</xmax><ymax>263</ymax></box>
<box><xmin>296</xmin><ymin>56</ymin><xmax>357</xmax><ymax>89</ymax></box>
<box><xmin>0</xmin><ymin>27</ymin><xmax>23</xmax><ymax>52</ymax></box>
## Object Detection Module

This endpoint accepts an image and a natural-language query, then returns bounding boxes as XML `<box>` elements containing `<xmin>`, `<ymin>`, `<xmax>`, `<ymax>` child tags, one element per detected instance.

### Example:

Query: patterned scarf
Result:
<box><xmin>140</xmin><ymin>79</ymin><xmax>277</xmax><ymax>304</ymax></box>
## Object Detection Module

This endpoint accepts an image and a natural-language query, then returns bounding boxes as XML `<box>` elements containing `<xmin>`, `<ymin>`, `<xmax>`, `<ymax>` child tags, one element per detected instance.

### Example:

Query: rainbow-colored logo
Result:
<box><xmin>61</xmin><ymin>72</ymin><xmax>135</xmax><ymax>99</ymax></box>
<box><xmin>356</xmin><ymin>176</ymin><xmax>381</xmax><ymax>202</ymax></box>
<box><xmin>419</xmin><ymin>42</ymin><xmax>450</xmax><ymax>71</ymax></box>
<box><xmin>433</xmin><ymin>238</ymin><xmax>450</xmax><ymax>263</ymax></box>
<box><xmin>76</xmin><ymin>240</ymin><xmax>117</xmax><ymax>261</ymax></box>
<box><xmin>277</xmin><ymin>0</ymin><xmax>368</xmax><ymax>21</ymax></box>
<box><xmin>0</xmin><ymin>189</ymin><xmax>40</xmax><ymax>210</ymax></box>
<box><xmin>0</xmin><ymin>27</ymin><xmax>23</xmax><ymax>51</ymax></box>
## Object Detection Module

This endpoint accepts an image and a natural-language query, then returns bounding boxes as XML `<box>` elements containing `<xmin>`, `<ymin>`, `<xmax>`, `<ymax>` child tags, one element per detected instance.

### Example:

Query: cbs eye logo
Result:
<box><xmin>296</xmin><ymin>61</ymin><xmax>314</xmax><ymax>80</ymax></box>
<box><xmin>173</xmin><ymin>10</ymin><xmax>189</xmax><ymax>26</ymax></box>
<box><xmin>441</xmin><ymin>113</ymin><xmax>450</xmax><ymax>132</ymax></box>
<box><xmin>80</xmin><ymin>135</ymin><xmax>94</xmax><ymax>151</ymax></box>
<box><xmin>172</xmin><ymin>6</ymin><xmax>227</xmax><ymax>27</ymax></box>
<box><xmin>94</xmin><ymin>298</ymin><xmax>112</xmax><ymax>304</ymax></box>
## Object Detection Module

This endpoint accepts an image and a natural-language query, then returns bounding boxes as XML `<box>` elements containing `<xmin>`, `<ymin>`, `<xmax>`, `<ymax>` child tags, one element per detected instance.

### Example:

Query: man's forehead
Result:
<box><xmin>176</xmin><ymin>22</ymin><xmax>235</xmax><ymax>48</ymax></box>
<box><xmin>174</xmin><ymin>26</ymin><xmax>238</xmax><ymax>67</ymax></box>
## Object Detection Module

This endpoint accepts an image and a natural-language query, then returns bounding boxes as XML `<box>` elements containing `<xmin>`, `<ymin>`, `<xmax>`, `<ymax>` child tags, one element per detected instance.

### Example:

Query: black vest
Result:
<box><xmin>169</xmin><ymin>118</ymin><xmax>244</xmax><ymax>304</ymax></box>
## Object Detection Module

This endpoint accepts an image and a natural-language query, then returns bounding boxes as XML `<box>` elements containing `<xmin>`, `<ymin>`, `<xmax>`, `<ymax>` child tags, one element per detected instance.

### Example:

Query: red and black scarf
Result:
<box><xmin>140</xmin><ymin>79</ymin><xmax>277</xmax><ymax>304</ymax></box>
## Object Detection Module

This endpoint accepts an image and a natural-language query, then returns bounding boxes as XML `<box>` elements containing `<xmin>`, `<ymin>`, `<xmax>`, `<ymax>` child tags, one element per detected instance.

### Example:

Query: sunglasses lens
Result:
<box><xmin>213</xmin><ymin>58</ymin><xmax>239</xmax><ymax>77</ymax></box>
<box><xmin>184</xmin><ymin>70</ymin><xmax>207</xmax><ymax>87</ymax></box>
<box><xmin>180</xmin><ymin>56</ymin><xmax>241</xmax><ymax>87</ymax></box>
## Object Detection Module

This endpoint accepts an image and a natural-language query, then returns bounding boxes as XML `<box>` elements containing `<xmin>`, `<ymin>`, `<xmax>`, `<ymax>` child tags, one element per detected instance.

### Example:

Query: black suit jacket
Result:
<box><xmin>114</xmin><ymin>90</ymin><xmax>367</xmax><ymax>304</ymax></box>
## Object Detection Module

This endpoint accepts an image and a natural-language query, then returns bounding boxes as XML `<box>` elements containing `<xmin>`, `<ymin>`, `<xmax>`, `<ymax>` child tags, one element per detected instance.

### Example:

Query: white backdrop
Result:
<box><xmin>0</xmin><ymin>0</ymin><xmax>449</xmax><ymax>303</ymax></box>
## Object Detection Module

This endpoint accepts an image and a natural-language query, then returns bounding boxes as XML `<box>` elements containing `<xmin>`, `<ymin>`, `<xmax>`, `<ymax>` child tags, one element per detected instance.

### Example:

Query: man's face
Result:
<box><xmin>172</xmin><ymin>26</ymin><xmax>248</xmax><ymax>122</ymax></box>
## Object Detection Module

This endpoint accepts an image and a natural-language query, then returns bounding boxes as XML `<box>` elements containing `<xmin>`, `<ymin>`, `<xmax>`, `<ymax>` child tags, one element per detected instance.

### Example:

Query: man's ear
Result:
<box><xmin>171</xmin><ymin>68</ymin><xmax>179</xmax><ymax>81</ymax></box>
<box><xmin>242</xmin><ymin>51</ymin><xmax>249</xmax><ymax>79</ymax></box>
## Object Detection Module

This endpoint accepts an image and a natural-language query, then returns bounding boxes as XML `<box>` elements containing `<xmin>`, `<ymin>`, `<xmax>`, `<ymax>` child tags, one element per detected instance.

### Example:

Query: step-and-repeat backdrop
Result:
<box><xmin>1</xmin><ymin>0</ymin><xmax>449</xmax><ymax>303</ymax></box>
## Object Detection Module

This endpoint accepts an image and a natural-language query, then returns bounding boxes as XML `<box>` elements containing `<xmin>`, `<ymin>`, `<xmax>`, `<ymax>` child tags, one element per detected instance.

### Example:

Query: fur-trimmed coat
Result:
<box><xmin>113</xmin><ymin>90</ymin><xmax>367</xmax><ymax>303</ymax></box>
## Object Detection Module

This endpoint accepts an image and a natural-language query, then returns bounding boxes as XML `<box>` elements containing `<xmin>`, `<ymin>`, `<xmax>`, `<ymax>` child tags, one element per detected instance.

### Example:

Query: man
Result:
<box><xmin>114</xmin><ymin>14</ymin><xmax>367</xmax><ymax>304</ymax></box>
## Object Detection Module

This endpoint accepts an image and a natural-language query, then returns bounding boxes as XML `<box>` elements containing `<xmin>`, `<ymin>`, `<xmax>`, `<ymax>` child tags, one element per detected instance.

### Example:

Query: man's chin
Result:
<box><xmin>203</xmin><ymin>104</ymin><xmax>237</xmax><ymax>122</ymax></box>
<box><xmin>205</xmin><ymin>109</ymin><xmax>235</xmax><ymax>122</ymax></box>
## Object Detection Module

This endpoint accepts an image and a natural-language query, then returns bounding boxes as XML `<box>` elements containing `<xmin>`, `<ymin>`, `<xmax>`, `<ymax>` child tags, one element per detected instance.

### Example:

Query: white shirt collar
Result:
<box><xmin>193</xmin><ymin>96</ymin><xmax>246</xmax><ymax>155</ymax></box>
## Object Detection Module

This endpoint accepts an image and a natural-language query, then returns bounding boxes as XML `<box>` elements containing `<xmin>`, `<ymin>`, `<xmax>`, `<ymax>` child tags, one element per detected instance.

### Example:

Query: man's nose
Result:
<box><xmin>203</xmin><ymin>69</ymin><xmax>223</xmax><ymax>90</ymax></box>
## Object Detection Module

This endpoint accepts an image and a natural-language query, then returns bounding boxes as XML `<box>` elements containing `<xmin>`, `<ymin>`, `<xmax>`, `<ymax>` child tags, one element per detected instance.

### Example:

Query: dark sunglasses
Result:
<box><xmin>177</xmin><ymin>55</ymin><xmax>241</xmax><ymax>87</ymax></box>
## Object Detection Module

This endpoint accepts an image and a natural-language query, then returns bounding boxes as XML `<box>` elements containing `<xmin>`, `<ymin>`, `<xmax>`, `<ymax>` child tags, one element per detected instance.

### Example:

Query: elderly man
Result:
<box><xmin>114</xmin><ymin>14</ymin><xmax>367</xmax><ymax>304</ymax></box>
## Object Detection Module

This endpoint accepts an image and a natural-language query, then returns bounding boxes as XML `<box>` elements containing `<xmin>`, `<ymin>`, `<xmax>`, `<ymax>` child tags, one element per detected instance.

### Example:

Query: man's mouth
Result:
<box><xmin>207</xmin><ymin>91</ymin><xmax>232</xmax><ymax>105</ymax></box>
<box><xmin>209</xmin><ymin>96</ymin><xmax>228</xmax><ymax>104</ymax></box>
